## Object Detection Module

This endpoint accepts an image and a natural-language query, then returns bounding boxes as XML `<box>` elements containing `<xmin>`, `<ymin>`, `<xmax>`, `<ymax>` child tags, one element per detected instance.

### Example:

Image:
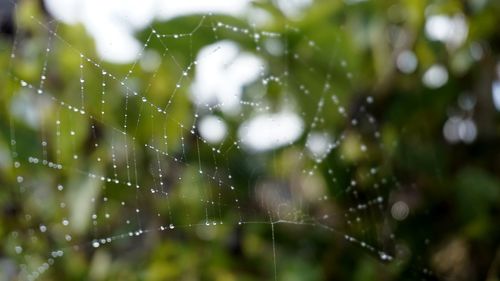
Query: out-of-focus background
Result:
<box><xmin>1</xmin><ymin>0</ymin><xmax>499</xmax><ymax>280</ymax></box>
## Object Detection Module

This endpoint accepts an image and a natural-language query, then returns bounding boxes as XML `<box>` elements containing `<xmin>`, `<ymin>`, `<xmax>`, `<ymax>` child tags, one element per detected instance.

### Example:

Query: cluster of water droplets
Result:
<box><xmin>4</xmin><ymin>12</ymin><xmax>407</xmax><ymax>281</ymax></box>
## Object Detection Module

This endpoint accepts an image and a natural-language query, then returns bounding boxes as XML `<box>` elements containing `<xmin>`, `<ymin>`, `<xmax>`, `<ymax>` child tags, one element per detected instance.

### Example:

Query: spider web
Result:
<box><xmin>3</xmin><ymin>3</ymin><xmax>415</xmax><ymax>281</ymax></box>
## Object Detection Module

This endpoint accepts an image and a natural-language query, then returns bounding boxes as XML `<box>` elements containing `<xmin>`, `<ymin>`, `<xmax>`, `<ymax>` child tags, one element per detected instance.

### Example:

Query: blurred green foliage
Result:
<box><xmin>1</xmin><ymin>0</ymin><xmax>500</xmax><ymax>280</ymax></box>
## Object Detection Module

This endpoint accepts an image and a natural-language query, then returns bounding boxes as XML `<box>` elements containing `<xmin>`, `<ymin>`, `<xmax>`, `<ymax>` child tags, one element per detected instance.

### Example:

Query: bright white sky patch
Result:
<box><xmin>198</xmin><ymin>115</ymin><xmax>228</xmax><ymax>144</ymax></box>
<box><xmin>44</xmin><ymin>0</ymin><xmax>252</xmax><ymax>63</ymax></box>
<box><xmin>191</xmin><ymin>40</ymin><xmax>264</xmax><ymax>115</ymax></box>
<box><xmin>45</xmin><ymin>0</ymin><xmax>158</xmax><ymax>63</ymax></box>
<box><xmin>157</xmin><ymin>0</ymin><xmax>249</xmax><ymax>19</ymax></box>
<box><xmin>43</xmin><ymin>0</ymin><xmax>80</xmax><ymax>24</ymax></box>
<box><xmin>396</xmin><ymin>50</ymin><xmax>418</xmax><ymax>74</ymax></box>
<box><xmin>238</xmin><ymin>112</ymin><xmax>304</xmax><ymax>152</ymax></box>
<box><xmin>492</xmin><ymin>80</ymin><xmax>500</xmax><ymax>111</ymax></box>
<box><xmin>306</xmin><ymin>132</ymin><xmax>332</xmax><ymax>160</ymax></box>
<box><xmin>10</xmin><ymin>90</ymin><xmax>42</xmax><ymax>129</ymax></box>
<box><xmin>425</xmin><ymin>14</ymin><xmax>468</xmax><ymax>48</ymax></box>
<box><xmin>422</xmin><ymin>64</ymin><xmax>448</xmax><ymax>89</ymax></box>
<box><xmin>275</xmin><ymin>0</ymin><xmax>312</xmax><ymax>18</ymax></box>
<box><xmin>443</xmin><ymin>116</ymin><xmax>477</xmax><ymax>144</ymax></box>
